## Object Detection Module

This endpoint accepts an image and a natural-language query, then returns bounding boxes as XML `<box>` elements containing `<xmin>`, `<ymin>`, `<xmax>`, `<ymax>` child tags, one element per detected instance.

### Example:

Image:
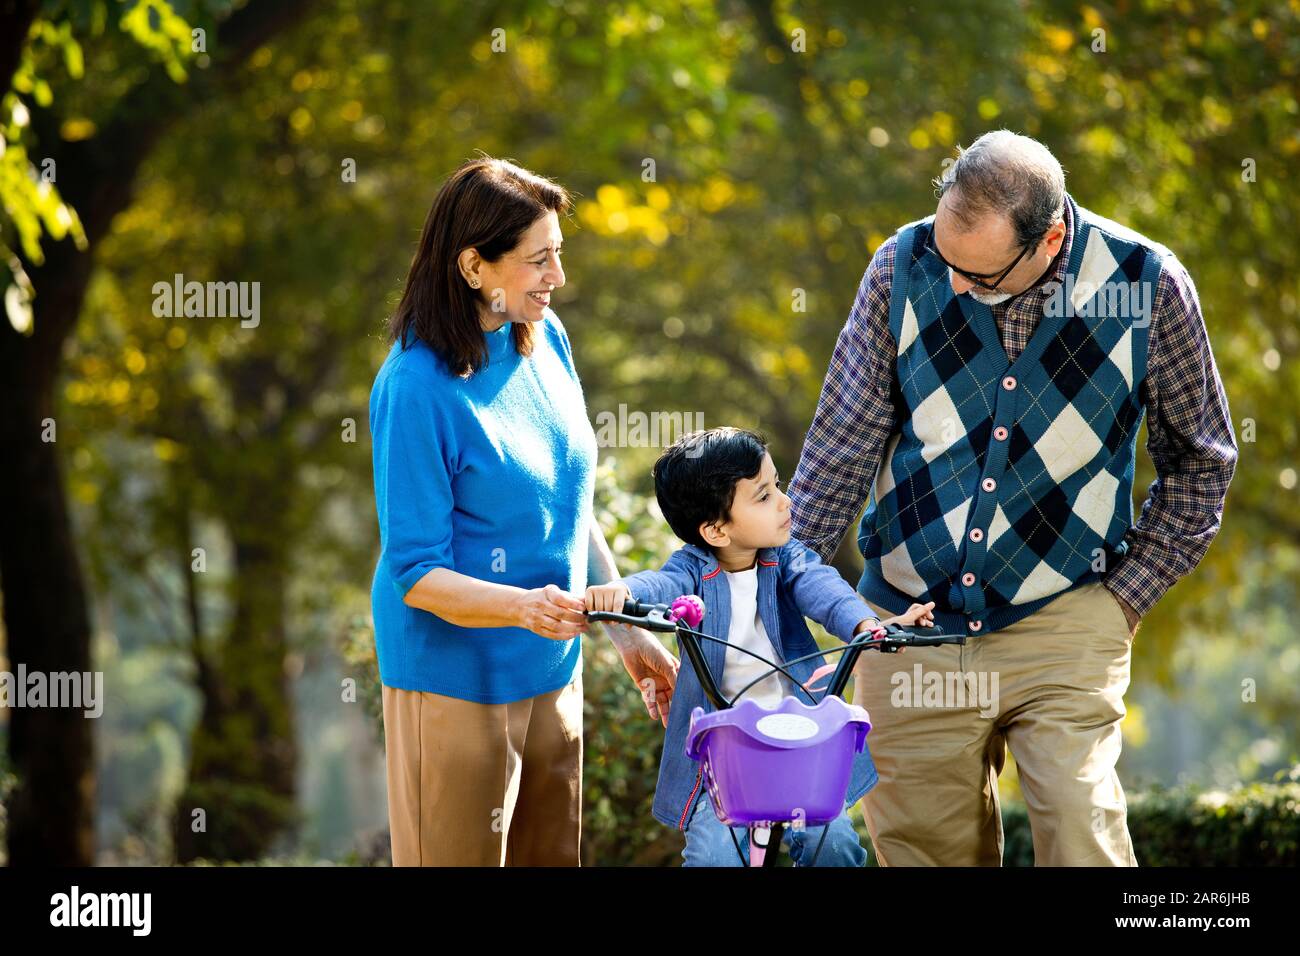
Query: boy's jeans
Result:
<box><xmin>681</xmin><ymin>795</ymin><xmax>867</xmax><ymax>867</ymax></box>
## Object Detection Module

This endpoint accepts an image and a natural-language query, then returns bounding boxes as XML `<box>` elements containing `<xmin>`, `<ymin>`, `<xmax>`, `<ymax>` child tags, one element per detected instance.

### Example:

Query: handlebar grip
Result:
<box><xmin>905</xmin><ymin>634</ymin><xmax>969</xmax><ymax>646</ymax></box>
<box><xmin>587</xmin><ymin>600</ymin><xmax>679</xmax><ymax>634</ymax></box>
<box><xmin>622</xmin><ymin>599</ymin><xmax>666</xmax><ymax>616</ymax></box>
<box><xmin>895</xmin><ymin>622</ymin><xmax>943</xmax><ymax>637</ymax></box>
<box><xmin>611</xmin><ymin>598</ymin><xmax>725</xmax><ymax>710</ymax></box>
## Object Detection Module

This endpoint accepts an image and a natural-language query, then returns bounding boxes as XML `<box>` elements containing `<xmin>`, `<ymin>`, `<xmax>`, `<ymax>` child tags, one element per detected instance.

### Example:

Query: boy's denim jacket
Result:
<box><xmin>621</xmin><ymin>540</ymin><xmax>880</xmax><ymax>830</ymax></box>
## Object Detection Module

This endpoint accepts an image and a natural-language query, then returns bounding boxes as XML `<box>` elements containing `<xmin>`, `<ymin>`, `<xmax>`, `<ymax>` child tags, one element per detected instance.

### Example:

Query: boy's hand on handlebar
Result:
<box><xmin>851</xmin><ymin>600</ymin><xmax>936</xmax><ymax>655</ymax></box>
<box><xmin>852</xmin><ymin>615</ymin><xmax>904</xmax><ymax>654</ymax></box>
<box><xmin>852</xmin><ymin>617</ymin><xmax>886</xmax><ymax>638</ymax></box>
<box><xmin>584</xmin><ymin>581</ymin><xmax>632</xmax><ymax>613</ymax></box>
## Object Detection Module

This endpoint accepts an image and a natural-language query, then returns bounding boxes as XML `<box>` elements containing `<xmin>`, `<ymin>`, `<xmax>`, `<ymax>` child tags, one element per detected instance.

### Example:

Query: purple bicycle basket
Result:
<box><xmin>684</xmin><ymin>695</ymin><xmax>872</xmax><ymax>826</ymax></box>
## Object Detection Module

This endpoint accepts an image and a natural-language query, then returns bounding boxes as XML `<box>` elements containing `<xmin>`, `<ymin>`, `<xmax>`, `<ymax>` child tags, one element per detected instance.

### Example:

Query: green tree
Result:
<box><xmin>1</xmin><ymin>0</ymin><xmax>315</xmax><ymax>865</ymax></box>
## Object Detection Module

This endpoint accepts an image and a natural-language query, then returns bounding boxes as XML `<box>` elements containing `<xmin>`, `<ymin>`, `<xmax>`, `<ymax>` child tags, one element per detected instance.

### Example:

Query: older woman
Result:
<box><xmin>371</xmin><ymin>157</ymin><xmax>678</xmax><ymax>866</ymax></box>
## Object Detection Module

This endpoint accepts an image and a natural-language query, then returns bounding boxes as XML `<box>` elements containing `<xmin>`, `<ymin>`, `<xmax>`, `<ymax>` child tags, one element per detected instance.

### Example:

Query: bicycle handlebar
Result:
<box><xmin>588</xmin><ymin>600</ymin><xmax>727</xmax><ymax>706</ymax></box>
<box><xmin>586</xmin><ymin>600</ymin><xmax>678</xmax><ymax>633</ymax></box>
<box><xmin>586</xmin><ymin>598</ymin><xmax>968</xmax><ymax>710</ymax></box>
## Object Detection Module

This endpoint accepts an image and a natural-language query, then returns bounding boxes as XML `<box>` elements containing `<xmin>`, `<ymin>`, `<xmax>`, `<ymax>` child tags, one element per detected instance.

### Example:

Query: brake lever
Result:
<box><xmin>585</xmin><ymin>609</ymin><xmax>678</xmax><ymax>633</ymax></box>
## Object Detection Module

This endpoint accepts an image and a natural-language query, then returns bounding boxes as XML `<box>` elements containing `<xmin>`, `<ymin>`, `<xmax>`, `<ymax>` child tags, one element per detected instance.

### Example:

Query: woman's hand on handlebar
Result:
<box><xmin>584</xmin><ymin>581</ymin><xmax>632</xmax><ymax>613</ymax></box>
<box><xmin>516</xmin><ymin>584</ymin><xmax>590</xmax><ymax>641</ymax></box>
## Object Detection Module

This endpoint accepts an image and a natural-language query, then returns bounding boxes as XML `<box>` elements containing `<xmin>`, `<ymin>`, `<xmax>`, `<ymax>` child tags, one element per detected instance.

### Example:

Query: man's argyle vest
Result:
<box><xmin>856</xmin><ymin>193</ymin><xmax>1163</xmax><ymax>636</ymax></box>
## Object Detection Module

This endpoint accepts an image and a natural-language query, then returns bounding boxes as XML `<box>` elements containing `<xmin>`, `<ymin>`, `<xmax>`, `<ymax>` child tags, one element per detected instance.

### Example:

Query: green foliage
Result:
<box><xmin>1</xmin><ymin>12</ymin><xmax>88</xmax><ymax>269</ymax></box>
<box><xmin>172</xmin><ymin>778</ymin><xmax>299</xmax><ymax>863</ymax></box>
<box><xmin>1116</xmin><ymin>545</ymin><xmax>1300</xmax><ymax>792</ymax></box>
<box><xmin>339</xmin><ymin>613</ymin><xmax>384</xmax><ymax>744</ymax></box>
<box><xmin>118</xmin><ymin>0</ymin><xmax>195</xmax><ymax>82</ymax></box>
<box><xmin>1000</xmin><ymin>766</ymin><xmax>1300</xmax><ymax>867</ymax></box>
<box><xmin>1</xmin><ymin>0</ymin><xmax>199</xmax><ymax>280</ymax></box>
<box><xmin>582</xmin><ymin>457</ymin><xmax>685</xmax><ymax>866</ymax></box>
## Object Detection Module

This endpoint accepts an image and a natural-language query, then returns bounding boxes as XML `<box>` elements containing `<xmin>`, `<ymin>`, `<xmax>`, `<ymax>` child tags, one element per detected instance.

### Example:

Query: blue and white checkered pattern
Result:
<box><xmin>858</xmin><ymin>197</ymin><xmax>1164</xmax><ymax>635</ymax></box>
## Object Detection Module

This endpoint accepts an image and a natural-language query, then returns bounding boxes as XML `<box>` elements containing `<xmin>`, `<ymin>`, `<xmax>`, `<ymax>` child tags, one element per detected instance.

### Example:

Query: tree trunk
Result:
<box><xmin>0</xmin><ymin>1</ymin><xmax>41</xmax><ymax>96</ymax></box>
<box><xmin>172</xmin><ymin>484</ymin><xmax>299</xmax><ymax>862</ymax></box>
<box><xmin>0</xmin><ymin>328</ymin><xmax>95</xmax><ymax>865</ymax></box>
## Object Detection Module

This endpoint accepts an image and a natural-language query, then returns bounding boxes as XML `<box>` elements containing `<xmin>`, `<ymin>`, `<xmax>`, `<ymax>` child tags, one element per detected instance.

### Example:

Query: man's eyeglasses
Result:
<box><xmin>924</xmin><ymin>230</ymin><xmax>1038</xmax><ymax>293</ymax></box>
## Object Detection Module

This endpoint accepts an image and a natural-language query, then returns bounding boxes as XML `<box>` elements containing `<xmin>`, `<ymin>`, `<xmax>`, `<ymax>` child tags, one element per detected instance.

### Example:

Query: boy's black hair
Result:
<box><xmin>652</xmin><ymin>427</ymin><xmax>769</xmax><ymax>550</ymax></box>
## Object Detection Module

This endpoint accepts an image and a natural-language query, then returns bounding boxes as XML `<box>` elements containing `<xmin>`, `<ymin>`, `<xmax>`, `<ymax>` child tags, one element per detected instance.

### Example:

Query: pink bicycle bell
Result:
<box><xmin>668</xmin><ymin>594</ymin><xmax>704</xmax><ymax>629</ymax></box>
<box><xmin>685</xmin><ymin>695</ymin><xmax>873</xmax><ymax>826</ymax></box>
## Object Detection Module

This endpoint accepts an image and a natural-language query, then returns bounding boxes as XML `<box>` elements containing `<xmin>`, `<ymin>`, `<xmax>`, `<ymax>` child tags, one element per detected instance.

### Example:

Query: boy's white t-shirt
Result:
<box><xmin>719</xmin><ymin>566</ymin><xmax>790</xmax><ymax>708</ymax></box>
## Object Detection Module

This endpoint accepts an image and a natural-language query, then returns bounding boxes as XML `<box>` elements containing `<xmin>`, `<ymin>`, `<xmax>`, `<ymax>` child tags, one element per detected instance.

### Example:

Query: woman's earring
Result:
<box><xmin>469</xmin><ymin>278</ymin><xmax>480</xmax><ymax>288</ymax></box>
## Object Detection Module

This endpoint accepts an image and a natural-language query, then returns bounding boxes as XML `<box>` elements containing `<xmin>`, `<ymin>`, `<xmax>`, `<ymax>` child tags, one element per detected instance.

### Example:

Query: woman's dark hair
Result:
<box><xmin>389</xmin><ymin>155</ymin><xmax>571</xmax><ymax>376</ymax></box>
<box><xmin>652</xmin><ymin>427</ymin><xmax>769</xmax><ymax>550</ymax></box>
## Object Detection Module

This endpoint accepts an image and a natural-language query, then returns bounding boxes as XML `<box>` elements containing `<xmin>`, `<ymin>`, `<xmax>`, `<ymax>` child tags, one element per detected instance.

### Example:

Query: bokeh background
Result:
<box><xmin>1</xmin><ymin>0</ymin><xmax>1297</xmax><ymax>866</ymax></box>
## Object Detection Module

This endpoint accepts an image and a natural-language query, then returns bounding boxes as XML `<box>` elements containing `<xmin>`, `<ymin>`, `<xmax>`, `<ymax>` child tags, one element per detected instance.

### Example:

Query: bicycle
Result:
<box><xmin>588</xmin><ymin>595</ymin><xmax>970</xmax><ymax>867</ymax></box>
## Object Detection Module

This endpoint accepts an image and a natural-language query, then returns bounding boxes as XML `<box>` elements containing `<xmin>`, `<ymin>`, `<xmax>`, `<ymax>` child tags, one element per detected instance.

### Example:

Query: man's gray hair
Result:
<box><xmin>932</xmin><ymin>130</ymin><xmax>1066</xmax><ymax>249</ymax></box>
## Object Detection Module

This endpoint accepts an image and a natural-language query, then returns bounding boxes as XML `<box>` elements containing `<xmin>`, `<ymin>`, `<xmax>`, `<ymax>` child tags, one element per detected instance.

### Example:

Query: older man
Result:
<box><xmin>788</xmin><ymin>130</ymin><xmax>1237</xmax><ymax>866</ymax></box>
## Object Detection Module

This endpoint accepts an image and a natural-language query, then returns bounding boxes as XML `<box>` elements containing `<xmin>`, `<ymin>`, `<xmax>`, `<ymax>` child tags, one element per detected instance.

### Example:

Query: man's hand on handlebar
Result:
<box><xmin>804</xmin><ymin>601</ymin><xmax>940</xmax><ymax>692</ymax></box>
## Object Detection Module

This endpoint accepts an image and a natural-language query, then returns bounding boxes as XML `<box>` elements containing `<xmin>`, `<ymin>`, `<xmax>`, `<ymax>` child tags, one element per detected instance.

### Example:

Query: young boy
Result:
<box><xmin>586</xmin><ymin>427</ymin><xmax>935</xmax><ymax>866</ymax></box>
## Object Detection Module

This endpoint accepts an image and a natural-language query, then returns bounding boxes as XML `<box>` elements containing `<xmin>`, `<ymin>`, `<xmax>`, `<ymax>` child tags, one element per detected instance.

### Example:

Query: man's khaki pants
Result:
<box><xmin>382</xmin><ymin>675</ymin><xmax>583</xmax><ymax>866</ymax></box>
<box><xmin>853</xmin><ymin>582</ymin><xmax>1138</xmax><ymax>866</ymax></box>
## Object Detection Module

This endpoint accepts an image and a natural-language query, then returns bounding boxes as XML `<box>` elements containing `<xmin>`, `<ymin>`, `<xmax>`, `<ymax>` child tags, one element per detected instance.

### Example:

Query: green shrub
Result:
<box><xmin>172</xmin><ymin>780</ymin><xmax>299</xmax><ymax>863</ymax></box>
<box><xmin>996</xmin><ymin>767</ymin><xmax>1300</xmax><ymax>866</ymax></box>
<box><xmin>582</xmin><ymin>458</ymin><xmax>685</xmax><ymax>866</ymax></box>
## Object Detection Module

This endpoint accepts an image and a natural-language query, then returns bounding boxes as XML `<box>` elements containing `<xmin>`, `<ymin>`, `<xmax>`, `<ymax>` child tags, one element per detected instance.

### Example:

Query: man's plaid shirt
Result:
<box><xmin>788</xmin><ymin>202</ymin><xmax>1238</xmax><ymax>619</ymax></box>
